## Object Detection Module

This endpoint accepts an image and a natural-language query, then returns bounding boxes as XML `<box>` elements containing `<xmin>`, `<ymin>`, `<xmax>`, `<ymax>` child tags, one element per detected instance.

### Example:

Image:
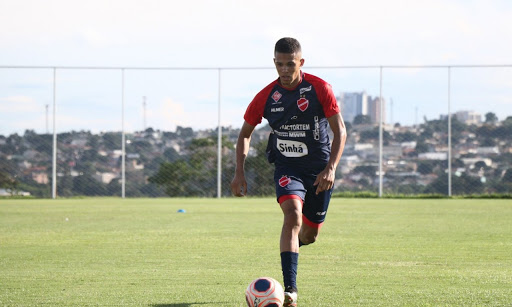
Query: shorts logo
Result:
<box><xmin>278</xmin><ymin>175</ymin><xmax>291</xmax><ymax>187</ymax></box>
<box><xmin>272</xmin><ymin>91</ymin><xmax>282</xmax><ymax>103</ymax></box>
<box><xmin>297</xmin><ymin>98</ymin><xmax>309</xmax><ymax>112</ymax></box>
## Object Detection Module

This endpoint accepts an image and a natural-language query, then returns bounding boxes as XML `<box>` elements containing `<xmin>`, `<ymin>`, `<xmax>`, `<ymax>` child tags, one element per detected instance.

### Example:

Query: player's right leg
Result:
<box><xmin>279</xmin><ymin>197</ymin><xmax>301</xmax><ymax>307</ymax></box>
<box><xmin>274</xmin><ymin>166</ymin><xmax>305</xmax><ymax>306</ymax></box>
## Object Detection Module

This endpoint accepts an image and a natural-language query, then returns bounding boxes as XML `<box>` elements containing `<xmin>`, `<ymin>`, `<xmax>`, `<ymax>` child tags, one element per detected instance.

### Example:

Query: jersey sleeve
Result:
<box><xmin>307</xmin><ymin>74</ymin><xmax>340</xmax><ymax>118</ymax></box>
<box><xmin>316</xmin><ymin>81</ymin><xmax>340</xmax><ymax>118</ymax></box>
<box><xmin>243</xmin><ymin>82</ymin><xmax>276</xmax><ymax>126</ymax></box>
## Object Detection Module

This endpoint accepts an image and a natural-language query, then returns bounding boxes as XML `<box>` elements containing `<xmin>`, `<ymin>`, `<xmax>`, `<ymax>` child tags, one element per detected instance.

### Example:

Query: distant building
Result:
<box><xmin>338</xmin><ymin>91</ymin><xmax>369</xmax><ymax>123</ymax></box>
<box><xmin>338</xmin><ymin>91</ymin><xmax>386</xmax><ymax>124</ymax></box>
<box><xmin>440</xmin><ymin>110</ymin><xmax>482</xmax><ymax>125</ymax></box>
<box><xmin>455</xmin><ymin>111</ymin><xmax>482</xmax><ymax>125</ymax></box>
<box><xmin>418</xmin><ymin>152</ymin><xmax>447</xmax><ymax>160</ymax></box>
<box><xmin>32</xmin><ymin>172</ymin><xmax>49</xmax><ymax>184</ymax></box>
<box><xmin>368</xmin><ymin>97</ymin><xmax>386</xmax><ymax>124</ymax></box>
<box><xmin>93</xmin><ymin>172</ymin><xmax>117</xmax><ymax>184</ymax></box>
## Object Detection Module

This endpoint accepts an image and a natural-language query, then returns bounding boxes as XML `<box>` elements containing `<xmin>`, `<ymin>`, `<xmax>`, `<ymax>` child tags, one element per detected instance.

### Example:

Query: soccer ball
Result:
<box><xmin>245</xmin><ymin>277</ymin><xmax>285</xmax><ymax>307</ymax></box>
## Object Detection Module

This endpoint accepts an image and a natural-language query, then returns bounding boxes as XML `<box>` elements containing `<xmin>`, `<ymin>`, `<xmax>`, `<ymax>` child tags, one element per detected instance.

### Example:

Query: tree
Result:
<box><xmin>394</xmin><ymin>131</ymin><xmax>417</xmax><ymax>142</ymax></box>
<box><xmin>148</xmin><ymin>160</ymin><xmax>196</xmax><ymax>196</ymax></box>
<box><xmin>503</xmin><ymin>169</ymin><xmax>512</xmax><ymax>183</ymax></box>
<box><xmin>353</xmin><ymin>165</ymin><xmax>377</xmax><ymax>176</ymax></box>
<box><xmin>72</xmin><ymin>175</ymin><xmax>108</xmax><ymax>196</ymax></box>
<box><xmin>474</xmin><ymin>161</ymin><xmax>489</xmax><ymax>171</ymax></box>
<box><xmin>359</xmin><ymin>127</ymin><xmax>391</xmax><ymax>143</ymax></box>
<box><xmin>102</xmin><ymin>132</ymin><xmax>122</xmax><ymax>150</ymax></box>
<box><xmin>352</xmin><ymin>114</ymin><xmax>372</xmax><ymax>125</ymax></box>
<box><xmin>149</xmin><ymin>136</ymin><xmax>235</xmax><ymax>197</ymax></box>
<box><xmin>484</xmin><ymin>112</ymin><xmax>498</xmax><ymax>125</ymax></box>
<box><xmin>424</xmin><ymin>173</ymin><xmax>484</xmax><ymax>195</ymax></box>
<box><xmin>0</xmin><ymin>171</ymin><xmax>18</xmax><ymax>194</ymax></box>
<box><xmin>417</xmin><ymin>161</ymin><xmax>434</xmax><ymax>175</ymax></box>
<box><xmin>244</xmin><ymin>140</ymin><xmax>275</xmax><ymax>196</ymax></box>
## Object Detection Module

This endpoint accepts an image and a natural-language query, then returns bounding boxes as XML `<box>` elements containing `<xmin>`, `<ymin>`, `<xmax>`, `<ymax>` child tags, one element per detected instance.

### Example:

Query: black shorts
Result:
<box><xmin>274</xmin><ymin>163</ymin><xmax>333</xmax><ymax>227</ymax></box>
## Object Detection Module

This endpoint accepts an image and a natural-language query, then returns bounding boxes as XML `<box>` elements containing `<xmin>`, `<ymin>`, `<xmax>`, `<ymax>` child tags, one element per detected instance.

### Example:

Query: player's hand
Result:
<box><xmin>230</xmin><ymin>173</ymin><xmax>248</xmax><ymax>197</ymax></box>
<box><xmin>313</xmin><ymin>167</ymin><xmax>335</xmax><ymax>195</ymax></box>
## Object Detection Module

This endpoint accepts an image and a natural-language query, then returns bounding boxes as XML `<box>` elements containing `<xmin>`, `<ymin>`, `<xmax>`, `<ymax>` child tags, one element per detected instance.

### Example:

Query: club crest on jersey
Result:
<box><xmin>272</xmin><ymin>91</ymin><xmax>282</xmax><ymax>103</ymax></box>
<box><xmin>297</xmin><ymin>97</ymin><xmax>309</xmax><ymax>112</ymax></box>
<box><xmin>279</xmin><ymin>175</ymin><xmax>291</xmax><ymax>187</ymax></box>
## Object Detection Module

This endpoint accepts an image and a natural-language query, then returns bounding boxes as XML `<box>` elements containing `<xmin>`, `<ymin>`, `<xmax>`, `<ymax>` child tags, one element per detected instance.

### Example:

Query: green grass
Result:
<box><xmin>1</xmin><ymin>198</ymin><xmax>511</xmax><ymax>306</ymax></box>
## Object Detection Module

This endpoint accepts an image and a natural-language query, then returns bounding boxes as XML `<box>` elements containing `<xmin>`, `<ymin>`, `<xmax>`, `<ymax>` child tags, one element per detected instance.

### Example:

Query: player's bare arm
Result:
<box><xmin>230</xmin><ymin>121</ymin><xmax>256</xmax><ymax>197</ymax></box>
<box><xmin>314</xmin><ymin>112</ymin><xmax>347</xmax><ymax>194</ymax></box>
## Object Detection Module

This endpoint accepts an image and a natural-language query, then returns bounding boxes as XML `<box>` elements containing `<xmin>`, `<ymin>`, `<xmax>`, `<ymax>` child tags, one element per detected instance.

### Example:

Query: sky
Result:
<box><xmin>1</xmin><ymin>0</ymin><xmax>512</xmax><ymax>135</ymax></box>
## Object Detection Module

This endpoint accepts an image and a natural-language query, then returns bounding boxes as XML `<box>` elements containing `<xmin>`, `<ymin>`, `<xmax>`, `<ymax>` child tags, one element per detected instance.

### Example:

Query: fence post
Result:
<box><xmin>217</xmin><ymin>69</ymin><xmax>222</xmax><ymax>198</ymax></box>
<box><xmin>52</xmin><ymin>68</ymin><xmax>57</xmax><ymax>199</ymax></box>
<box><xmin>447</xmin><ymin>67</ymin><xmax>452</xmax><ymax>197</ymax></box>
<box><xmin>378</xmin><ymin>66</ymin><xmax>383</xmax><ymax>197</ymax></box>
<box><xmin>121</xmin><ymin>69</ymin><xmax>126</xmax><ymax>199</ymax></box>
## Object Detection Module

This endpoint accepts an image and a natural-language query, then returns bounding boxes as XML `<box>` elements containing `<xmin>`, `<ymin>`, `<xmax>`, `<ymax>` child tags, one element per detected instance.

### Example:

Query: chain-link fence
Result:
<box><xmin>1</xmin><ymin>65</ymin><xmax>511</xmax><ymax>198</ymax></box>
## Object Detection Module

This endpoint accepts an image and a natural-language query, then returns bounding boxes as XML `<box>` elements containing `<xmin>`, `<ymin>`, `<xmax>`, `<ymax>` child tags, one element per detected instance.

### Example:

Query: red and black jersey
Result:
<box><xmin>244</xmin><ymin>72</ymin><xmax>339</xmax><ymax>169</ymax></box>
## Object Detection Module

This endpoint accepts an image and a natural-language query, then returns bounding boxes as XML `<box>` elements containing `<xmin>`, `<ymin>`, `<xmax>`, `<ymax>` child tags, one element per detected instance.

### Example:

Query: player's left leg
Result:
<box><xmin>299</xmin><ymin>186</ymin><xmax>332</xmax><ymax>246</ymax></box>
<box><xmin>298</xmin><ymin>217</ymin><xmax>322</xmax><ymax>246</ymax></box>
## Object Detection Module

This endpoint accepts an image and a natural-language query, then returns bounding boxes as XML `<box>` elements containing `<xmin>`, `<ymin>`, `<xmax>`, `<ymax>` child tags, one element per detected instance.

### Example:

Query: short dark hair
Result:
<box><xmin>274</xmin><ymin>37</ymin><xmax>302</xmax><ymax>54</ymax></box>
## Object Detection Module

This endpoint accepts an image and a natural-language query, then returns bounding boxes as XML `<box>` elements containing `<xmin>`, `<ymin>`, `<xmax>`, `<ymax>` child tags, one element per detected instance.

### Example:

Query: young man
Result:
<box><xmin>231</xmin><ymin>37</ymin><xmax>347</xmax><ymax>306</ymax></box>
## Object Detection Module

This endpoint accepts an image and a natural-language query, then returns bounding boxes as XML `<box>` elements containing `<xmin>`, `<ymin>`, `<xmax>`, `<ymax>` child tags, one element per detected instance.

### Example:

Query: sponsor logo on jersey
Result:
<box><xmin>279</xmin><ymin>124</ymin><xmax>310</xmax><ymax>131</ymax></box>
<box><xmin>272</xmin><ymin>91</ymin><xmax>282</xmax><ymax>103</ymax></box>
<box><xmin>316</xmin><ymin>211</ymin><xmax>327</xmax><ymax>216</ymax></box>
<box><xmin>274</xmin><ymin>131</ymin><xmax>306</xmax><ymax>138</ymax></box>
<box><xmin>279</xmin><ymin>175</ymin><xmax>291</xmax><ymax>187</ymax></box>
<box><xmin>277</xmin><ymin>139</ymin><xmax>308</xmax><ymax>157</ymax></box>
<box><xmin>288</xmin><ymin>131</ymin><xmax>306</xmax><ymax>137</ymax></box>
<box><xmin>299</xmin><ymin>85</ymin><xmax>312</xmax><ymax>95</ymax></box>
<box><xmin>271</xmin><ymin>107</ymin><xmax>284</xmax><ymax>112</ymax></box>
<box><xmin>313</xmin><ymin>116</ymin><xmax>320</xmax><ymax>140</ymax></box>
<box><xmin>297</xmin><ymin>97</ymin><xmax>309</xmax><ymax>112</ymax></box>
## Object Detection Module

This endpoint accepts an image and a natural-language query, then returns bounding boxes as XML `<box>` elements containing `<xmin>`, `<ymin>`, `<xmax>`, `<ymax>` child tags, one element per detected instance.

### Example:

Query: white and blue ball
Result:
<box><xmin>245</xmin><ymin>277</ymin><xmax>284</xmax><ymax>307</ymax></box>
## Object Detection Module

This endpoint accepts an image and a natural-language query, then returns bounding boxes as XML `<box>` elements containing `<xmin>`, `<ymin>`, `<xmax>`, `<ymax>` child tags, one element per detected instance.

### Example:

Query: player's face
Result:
<box><xmin>274</xmin><ymin>52</ymin><xmax>304</xmax><ymax>89</ymax></box>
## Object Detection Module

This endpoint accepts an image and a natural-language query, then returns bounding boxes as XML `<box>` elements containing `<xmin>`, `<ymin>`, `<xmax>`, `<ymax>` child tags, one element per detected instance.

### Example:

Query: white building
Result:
<box><xmin>455</xmin><ymin>111</ymin><xmax>482</xmax><ymax>125</ymax></box>
<box><xmin>418</xmin><ymin>152</ymin><xmax>447</xmax><ymax>160</ymax></box>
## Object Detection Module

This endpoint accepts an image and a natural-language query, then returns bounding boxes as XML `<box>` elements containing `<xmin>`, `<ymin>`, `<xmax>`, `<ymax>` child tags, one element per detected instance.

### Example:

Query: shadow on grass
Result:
<box><xmin>151</xmin><ymin>303</ymin><xmax>229</xmax><ymax>307</ymax></box>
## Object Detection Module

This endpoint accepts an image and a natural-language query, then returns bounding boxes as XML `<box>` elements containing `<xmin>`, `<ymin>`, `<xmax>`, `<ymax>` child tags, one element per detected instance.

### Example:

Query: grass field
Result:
<box><xmin>1</xmin><ymin>198</ymin><xmax>511</xmax><ymax>306</ymax></box>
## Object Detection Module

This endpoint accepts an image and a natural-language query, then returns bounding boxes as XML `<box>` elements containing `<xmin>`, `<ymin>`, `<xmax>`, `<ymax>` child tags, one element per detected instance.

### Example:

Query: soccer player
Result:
<box><xmin>231</xmin><ymin>37</ymin><xmax>347</xmax><ymax>306</ymax></box>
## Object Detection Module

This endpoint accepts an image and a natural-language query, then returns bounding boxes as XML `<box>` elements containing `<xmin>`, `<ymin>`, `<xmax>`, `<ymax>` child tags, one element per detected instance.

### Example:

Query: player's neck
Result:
<box><xmin>279</xmin><ymin>72</ymin><xmax>303</xmax><ymax>90</ymax></box>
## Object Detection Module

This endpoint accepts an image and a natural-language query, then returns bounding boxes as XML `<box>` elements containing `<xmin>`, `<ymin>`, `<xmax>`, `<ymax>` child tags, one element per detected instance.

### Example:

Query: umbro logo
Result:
<box><xmin>299</xmin><ymin>85</ymin><xmax>312</xmax><ymax>95</ymax></box>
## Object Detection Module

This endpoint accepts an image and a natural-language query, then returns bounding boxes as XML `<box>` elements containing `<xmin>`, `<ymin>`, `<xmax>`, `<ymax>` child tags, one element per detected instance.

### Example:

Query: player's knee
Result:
<box><xmin>281</xmin><ymin>201</ymin><xmax>302</xmax><ymax>228</ymax></box>
<box><xmin>300</xmin><ymin>233</ymin><xmax>317</xmax><ymax>245</ymax></box>
<box><xmin>283</xmin><ymin>209</ymin><xmax>302</xmax><ymax>228</ymax></box>
<box><xmin>300</xmin><ymin>226</ymin><xmax>320</xmax><ymax>245</ymax></box>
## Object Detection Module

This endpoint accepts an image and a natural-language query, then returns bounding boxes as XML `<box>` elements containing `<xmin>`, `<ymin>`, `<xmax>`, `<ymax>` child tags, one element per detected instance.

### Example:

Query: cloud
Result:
<box><xmin>0</xmin><ymin>95</ymin><xmax>40</xmax><ymax>112</ymax></box>
<box><xmin>2</xmin><ymin>0</ymin><xmax>511</xmax><ymax>66</ymax></box>
<box><xmin>153</xmin><ymin>98</ymin><xmax>191</xmax><ymax>131</ymax></box>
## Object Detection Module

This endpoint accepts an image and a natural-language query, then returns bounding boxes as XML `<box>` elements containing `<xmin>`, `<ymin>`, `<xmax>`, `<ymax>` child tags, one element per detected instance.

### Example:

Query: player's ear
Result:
<box><xmin>300</xmin><ymin>58</ymin><xmax>305</xmax><ymax>67</ymax></box>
